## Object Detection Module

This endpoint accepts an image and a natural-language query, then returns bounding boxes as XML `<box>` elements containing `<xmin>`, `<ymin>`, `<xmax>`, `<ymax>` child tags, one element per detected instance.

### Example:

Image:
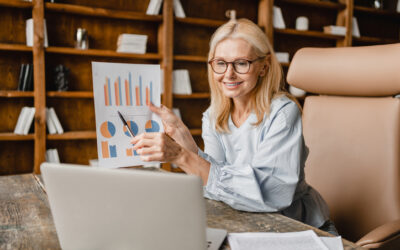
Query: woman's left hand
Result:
<box><xmin>131</xmin><ymin>132</ymin><xmax>184</xmax><ymax>163</ymax></box>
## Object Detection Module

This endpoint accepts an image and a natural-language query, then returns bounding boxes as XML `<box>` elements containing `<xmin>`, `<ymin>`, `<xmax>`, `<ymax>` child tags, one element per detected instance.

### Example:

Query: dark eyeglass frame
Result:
<box><xmin>208</xmin><ymin>57</ymin><xmax>266</xmax><ymax>74</ymax></box>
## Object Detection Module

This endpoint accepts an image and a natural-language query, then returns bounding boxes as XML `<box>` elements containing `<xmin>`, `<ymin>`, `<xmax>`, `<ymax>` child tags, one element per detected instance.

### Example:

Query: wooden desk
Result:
<box><xmin>0</xmin><ymin>174</ymin><xmax>362</xmax><ymax>249</ymax></box>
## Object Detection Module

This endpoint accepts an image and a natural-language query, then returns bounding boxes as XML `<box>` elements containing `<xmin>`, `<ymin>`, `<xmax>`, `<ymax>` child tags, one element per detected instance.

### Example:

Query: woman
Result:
<box><xmin>131</xmin><ymin>18</ymin><xmax>337</xmax><ymax>235</ymax></box>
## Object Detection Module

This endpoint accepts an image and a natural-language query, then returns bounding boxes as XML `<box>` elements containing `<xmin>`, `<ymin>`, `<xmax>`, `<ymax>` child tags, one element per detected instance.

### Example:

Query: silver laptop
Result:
<box><xmin>41</xmin><ymin>163</ymin><xmax>207</xmax><ymax>250</ymax></box>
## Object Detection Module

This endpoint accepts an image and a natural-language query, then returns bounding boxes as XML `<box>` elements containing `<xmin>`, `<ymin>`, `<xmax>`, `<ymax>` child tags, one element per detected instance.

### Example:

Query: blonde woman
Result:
<box><xmin>131</xmin><ymin>18</ymin><xmax>337</xmax><ymax>235</ymax></box>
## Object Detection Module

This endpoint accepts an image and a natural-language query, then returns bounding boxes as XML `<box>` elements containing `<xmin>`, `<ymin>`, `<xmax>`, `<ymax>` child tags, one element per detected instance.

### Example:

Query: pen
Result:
<box><xmin>117</xmin><ymin>111</ymin><xmax>135</xmax><ymax>137</ymax></box>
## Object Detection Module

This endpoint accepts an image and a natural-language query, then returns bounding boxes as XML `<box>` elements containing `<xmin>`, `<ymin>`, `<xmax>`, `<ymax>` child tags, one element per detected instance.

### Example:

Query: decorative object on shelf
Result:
<box><xmin>273</xmin><ymin>6</ymin><xmax>286</xmax><ymax>29</ymax></box>
<box><xmin>173</xmin><ymin>0</ymin><xmax>185</xmax><ymax>18</ymax></box>
<box><xmin>146</xmin><ymin>0</ymin><xmax>163</xmax><ymax>15</ymax></box>
<box><xmin>373</xmin><ymin>0</ymin><xmax>383</xmax><ymax>9</ymax></box>
<box><xmin>26</xmin><ymin>18</ymin><xmax>48</xmax><ymax>47</ymax></box>
<box><xmin>173</xmin><ymin>69</ymin><xmax>192</xmax><ymax>94</ymax></box>
<box><xmin>295</xmin><ymin>16</ymin><xmax>309</xmax><ymax>31</ymax></box>
<box><xmin>275</xmin><ymin>52</ymin><xmax>290</xmax><ymax>63</ymax></box>
<box><xmin>53</xmin><ymin>64</ymin><xmax>69</xmax><ymax>91</ymax></box>
<box><xmin>14</xmin><ymin>107</ymin><xmax>35</xmax><ymax>135</ymax></box>
<box><xmin>116</xmin><ymin>33</ymin><xmax>148</xmax><ymax>54</ymax></box>
<box><xmin>323</xmin><ymin>25</ymin><xmax>346</xmax><ymax>36</ymax></box>
<box><xmin>352</xmin><ymin>17</ymin><xmax>360</xmax><ymax>38</ymax></box>
<box><xmin>289</xmin><ymin>85</ymin><xmax>306</xmax><ymax>98</ymax></box>
<box><xmin>75</xmin><ymin>28</ymin><xmax>89</xmax><ymax>50</ymax></box>
<box><xmin>225</xmin><ymin>9</ymin><xmax>237</xmax><ymax>21</ymax></box>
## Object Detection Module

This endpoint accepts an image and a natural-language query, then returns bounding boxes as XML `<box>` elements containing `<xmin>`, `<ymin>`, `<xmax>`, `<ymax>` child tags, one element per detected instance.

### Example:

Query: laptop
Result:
<box><xmin>41</xmin><ymin>163</ymin><xmax>223</xmax><ymax>250</ymax></box>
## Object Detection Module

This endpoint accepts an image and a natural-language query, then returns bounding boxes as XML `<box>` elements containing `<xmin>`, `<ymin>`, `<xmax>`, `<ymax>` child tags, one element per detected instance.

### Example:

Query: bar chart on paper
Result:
<box><xmin>92</xmin><ymin>62</ymin><xmax>163</xmax><ymax>168</ymax></box>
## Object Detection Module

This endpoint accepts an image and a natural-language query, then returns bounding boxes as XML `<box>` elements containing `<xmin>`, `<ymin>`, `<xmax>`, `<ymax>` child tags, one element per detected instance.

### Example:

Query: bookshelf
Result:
<box><xmin>0</xmin><ymin>0</ymin><xmax>398</xmax><ymax>175</ymax></box>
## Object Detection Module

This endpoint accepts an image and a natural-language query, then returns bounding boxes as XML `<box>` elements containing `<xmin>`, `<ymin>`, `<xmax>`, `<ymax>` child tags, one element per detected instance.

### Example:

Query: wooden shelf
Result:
<box><xmin>174</xmin><ymin>93</ymin><xmax>210</xmax><ymax>99</ymax></box>
<box><xmin>0</xmin><ymin>91</ymin><xmax>34</xmax><ymax>98</ymax></box>
<box><xmin>175</xmin><ymin>17</ymin><xmax>225</xmax><ymax>27</ymax></box>
<box><xmin>352</xmin><ymin>36</ymin><xmax>399</xmax><ymax>44</ymax></box>
<box><xmin>0</xmin><ymin>133</ymin><xmax>34</xmax><ymax>141</ymax></box>
<box><xmin>45</xmin><ymin>47</ymin><xmax>162</xmax><ymax>59</ymax></box>
<box><xmin>47</xmin><ymin>91</ymin><xmax>93</xmax><ymax>98</ymax></box>
<box><xmin>0</xmin><ymin>0</ymin><xmax>33</xmax><ymax>8</ymax></box>
<box><xmin>47</xmin><ymin>131</ymin><xmax>96</xmax><ymax>140</ymax></box>
<box><xmin>277</xmin><ymin>0</ymin><xmax>346</xmax><ymax>10</ymax></box>
<box><xmin>174</xmin><ymin>55</ymin><xmax>208</xmax><ymax>62</ymax></box>
<box><xmin>280</xmin><ymin>62</ymin><xmax>290</xmax><ymax>68</ymax></box>
<box><xmin>275</xmin><ymin>28</ymin><xmax>345</xmax><ymax>40</ymax></box>
<box><xmin>45</xmin><ymin>2</ymin><xmax>163</xmax><ymax>22</ymax></box>
<box><xmin>190</xmin><ymin>128</ymin><xmax>202</xmax><ymax>136</ymax></box>
<box><xmin>0</xmin><ymin>43</ymin><xmax>32</xmax><ymax>52</ymax></box>
<box><xmin>354</xmin><ymin>5</ymin><xmax>400</xmax><ymax>19</ymax></box>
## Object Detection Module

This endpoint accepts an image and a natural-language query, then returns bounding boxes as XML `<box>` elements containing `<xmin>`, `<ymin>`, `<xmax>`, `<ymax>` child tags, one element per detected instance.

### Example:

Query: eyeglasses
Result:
<box><xmin>208</xmin><ymin>57</ymin><xmax>265</xmax><ymax>74</ymax></box>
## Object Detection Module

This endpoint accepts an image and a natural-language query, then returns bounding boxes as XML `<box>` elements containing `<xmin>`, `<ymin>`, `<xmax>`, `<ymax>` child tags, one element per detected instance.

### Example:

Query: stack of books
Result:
<box><xmin>17</xmin><ymin>64</ymin><xmax>33</xmax><ymax>91</ymax></box>
<box><xmin>146</xmin><ymin>0</ymin><xmax>186</xmax><ymax>17</ymax></box>
<box><xmin>116</xmin><ymin>34</ymin><xmax>148</xmax><ymax>54</ymax></box>
<box><xmin>172</xmin><ymin>69</ymin><xmax>192</xmax><ymax>95</ymax></box>
<box><xmin>46</xmin><ymin>107</ymin><xmax>64</xmax><ymax>134</ymax></box>
<box><xmin>14</xmin><ymin>107</ymin><xmax>35</xmax><ymax>135</ymax></box>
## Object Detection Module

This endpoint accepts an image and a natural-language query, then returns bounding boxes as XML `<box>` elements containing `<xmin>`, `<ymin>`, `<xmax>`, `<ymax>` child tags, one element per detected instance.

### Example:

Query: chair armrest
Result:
<box><xmin>356</xmin><ymin>219</ymin><xmax>400</xmax><ymax>249</ymax></box>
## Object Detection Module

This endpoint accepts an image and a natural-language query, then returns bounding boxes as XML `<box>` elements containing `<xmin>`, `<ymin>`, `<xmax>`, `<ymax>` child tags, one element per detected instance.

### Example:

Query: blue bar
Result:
<box><xmin>139</xmin><ymin>75</ymin><xmax>143</xmax><ymax>106</ymax></box>
<box><xmin>150</xmin><ymin>81</ymin><xmax>153</xmax><ymax>103</ymax></box>
<box><xmin>110</xmin><ymin>145</ymin><xmax>117</xmax><ymax>158</ymax></box>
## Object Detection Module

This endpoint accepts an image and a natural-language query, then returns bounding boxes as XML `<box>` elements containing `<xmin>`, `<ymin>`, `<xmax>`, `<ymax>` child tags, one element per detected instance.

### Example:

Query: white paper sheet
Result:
<box><xmin>228</xmin><ymin>230</ymin><xmax>343</xmax><ymax>250</ymax></box>
<box><xmin>92</xmin><ymin>62</ymin><xmax>163</xmax><ymax>168</ymax></box>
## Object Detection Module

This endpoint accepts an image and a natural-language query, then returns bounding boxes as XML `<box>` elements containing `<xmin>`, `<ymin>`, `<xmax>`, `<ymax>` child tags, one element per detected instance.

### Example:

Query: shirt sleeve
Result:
<box><xmin>200</xmin><ymin>102</ymin><xmax>304</xmax><ymax>212</ymax></box>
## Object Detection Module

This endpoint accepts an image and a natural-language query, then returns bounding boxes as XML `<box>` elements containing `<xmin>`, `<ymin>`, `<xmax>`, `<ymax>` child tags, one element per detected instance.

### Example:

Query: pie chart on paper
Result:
<box><xmin>123</xmin><ymin>120</ymin><xmax>139</xmax><ymax>137</ymax></box>
<box><xmin>145</xmin><ymin>120</ymin><xmax>160</xmax><ymax>132</ymax></box>
<box><xmin>100</xmin><ymin>121</ymin><xmax>116</xmax><ymax>138</ymax></box>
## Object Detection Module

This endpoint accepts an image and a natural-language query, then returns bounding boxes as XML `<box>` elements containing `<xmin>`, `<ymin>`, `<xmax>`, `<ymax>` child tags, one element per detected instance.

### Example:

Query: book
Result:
<box><xmin>173</xmin><ymin>69</ymin><xmax>192</xmax><ymax>95</ymax></box>
<box><xmin>273</xmin><ymin>6</ymin><xmax>285</xmax><ymax>29</ymax></box>
<box><xmin>116</xmin><ymin>33</ymin><xmax>148</xmax><ymax>54</ymax></box>
<box><xmin>46</xmin><ymin>148</ymin><xmax>60</xmax><ymax>163</ymax></box>
<box><xmin>275</xmin><ymin>52</ymin><xmax>289</xmax><ymax>63</ymax></box>
<box><xmin>26</xmin><ymin>18</ymin><xmax>48</xmax><ymax>47</ymax></box>
<box><xmin>173</xmin><ymin>0</ymin><xmax>186</xmax><ymax>18</ymax></box>
<box><xmin>17</xmin><ymin>64</ymin><xmax>27</xmax><ymax>91</ymax></box>
<box><xmin>21</xmin><ymin>64</ymin><xmax>31</xmax><ymax>91</ymax></box>
<box><xmin>14</xmin><ymin>107</ymin><xmax>30</xmax><ymax>134</ymax></box>
<box><xmin>46</xmin><ymin>107</ymin><xmax>57</xmax><ymax>134</ymax></box>
<box><xmin>323</xmin><ymin>25</ymin><xmax>346</xmax><ymax>36</ymax></box>
<box><xmin>22</xmin><ymin>107</ymin><xmax>35</xmax><ymax>135</ymax></box>
<box><xmin>48</xmin><ymin>107</ymin><xmax>64</xmax><ymax>134</ymax></box>
<box><xmin>146</xmin><ymin>0</ymin><xmax>163</xmax><ymax>15</ymax></box>
<box><xmin>352</xmin><ymin>17</ymin><xmax>360</xmax><ymax>38</ymax></box>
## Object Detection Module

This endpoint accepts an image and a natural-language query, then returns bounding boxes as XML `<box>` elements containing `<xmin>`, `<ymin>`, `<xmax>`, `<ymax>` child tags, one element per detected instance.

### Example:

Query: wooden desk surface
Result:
<box><xmin>0</xmin><ymin>174</ymin><xmax>362</xmax><ymax>249</ymax></box>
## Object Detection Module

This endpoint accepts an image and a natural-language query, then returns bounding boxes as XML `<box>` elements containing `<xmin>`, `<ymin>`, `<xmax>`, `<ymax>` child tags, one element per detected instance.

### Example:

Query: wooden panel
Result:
<box><xmin>0</xmin><ymin>141</ymin><xmax>34</xmax><ymax>175</ymax></box>
<box><xmin>47</xmin><ymin>139</ymin><xmax>97</xmax><ymax>165</ymax></box>
<box><xmin>173</xmin><ymin>99</ymin><xmax>209</xmax><ymax>129</ymax></box>
<box><xmin>174</xmin><ymin>23</ymin><xmax>216</xmax><ymax>57</ymax></box>
<box><xmin>0</xmin><ymin>98</ymin><xmax>33</xmax><ymax>132</ymax></box>
<box><xmin>0</xmin><ymin>7</ymin><xmax>31</xmax><ymax>44</ymax></box>
<box><xmin>46</xmin><ymin>98</ymin><xmax>96</xmax><ymax>131</ymax></box>
<box><xmin>354</xmin><ymin>11</ymin><xmax>400</xmax><ymax>39</ymax></box>
<box><xmin>173</xmin><ymin>60</ymin><xmax>209</xmax><ymax>93</ymax></box>
<box><xmin>0</xmin><ymin>51</ymin><xmax>32</xmax><ymax>90</ymax></box>
<box><xmin>55</xmin><ymin>0</ymin><xmax>149</xmax><ymax>12</ymax></box>
<box><xmin>45</xmin><ymin>12</ymin><xmax>159</xmax><ymax>52</ymax></box>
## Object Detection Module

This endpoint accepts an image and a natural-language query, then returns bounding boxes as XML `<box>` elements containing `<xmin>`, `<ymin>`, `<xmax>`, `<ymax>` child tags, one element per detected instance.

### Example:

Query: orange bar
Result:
<box><xmin>101</xmin><ymin>141</ymin><xmax>110</xmax><ymax>158</ymax></box>
<box><xmin>126</xmin><ymin>148</ymin><xmax>133</xmax><ymax>156</ymax></box>
<box><xmin>104</xmin><ymin>84</ymin><xmax>109</xmax><ymax>106</ymax></box>
<box><xmin>125</xmin><ymin>80</ymin><xmax>130</xmax><ymax>106</ymax></box>
<box><xmin>146</xmin><ymin>87</ymin><xmax>150</xmax><ymax>106</ymax></box>
<box><xmin>114</xmin><ymin>80</ymin><xmax>120</xmax><ymax>106</ymax></box>
<box><xmin>135</xmin><ymin>86</ymin><xmax>140</xmax><ymax>106</ymax></box>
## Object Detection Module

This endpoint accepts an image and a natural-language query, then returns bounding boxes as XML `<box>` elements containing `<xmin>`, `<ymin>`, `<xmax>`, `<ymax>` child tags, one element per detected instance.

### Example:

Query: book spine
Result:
<box><xmin>46</xmin><ymin>108</ymin><xmax>57</xmax><ymax>134</ymax></box>
<box><xmin>173</xmin><ymin>0</ymin><xmax>186</xmax><ymax>18</ymax></box>
<box><xmin>17</xmin><ymin>64</ymin><xmax>27</xmax><ymax>91</ymax></box>
<box><xmin>14</xmin><ymin>107</ymin><xmax>29</xmax><ymax>134</ymax></box>
<box><xmin>23</xmin><ymin>107</ymin><xmax>35</xmax><ymax>135</ymax></box>
<box><xmin>21</xmin><ymin>64</ymin><xmax>31</xmax><ymax>91</ymax></box>
<box><xmin>49</xmin><ymin>107</ymin><xmax>64</xmax><ymax>134</ymax></box>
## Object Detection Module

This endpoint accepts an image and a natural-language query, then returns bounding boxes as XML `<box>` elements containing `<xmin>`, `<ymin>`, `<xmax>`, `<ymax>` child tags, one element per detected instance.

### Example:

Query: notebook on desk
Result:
<box><xmin>41</xmin><ymin>163</ymin><xmax>227</xmax><ymax>250</ymax></box>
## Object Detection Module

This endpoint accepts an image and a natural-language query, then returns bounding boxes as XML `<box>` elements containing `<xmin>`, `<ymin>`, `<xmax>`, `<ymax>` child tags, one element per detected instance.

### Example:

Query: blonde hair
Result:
<box><xmin>208</xmin><ymin>18</ymin><xmax>297</xmax><ymax>133</ymax></box>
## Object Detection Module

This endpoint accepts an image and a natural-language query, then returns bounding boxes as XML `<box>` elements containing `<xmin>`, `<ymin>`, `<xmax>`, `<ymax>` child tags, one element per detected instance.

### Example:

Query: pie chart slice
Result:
<box><xmin>100</xmin><ymin>121</ymin><xmax>116</xmax><ymax>138</ymax></box>
<box><xmin>145</xmin><ymin>120</ymin><xmax>160</xmax><ymax>132</ymax></box>
<box><xmin>123</xmin><ymin>120</ymin><xmax>139</xmax><ymax>137</ymax></box>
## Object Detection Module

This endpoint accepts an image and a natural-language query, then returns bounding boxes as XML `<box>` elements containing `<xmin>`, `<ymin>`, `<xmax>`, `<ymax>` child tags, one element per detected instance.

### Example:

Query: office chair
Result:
<box><xmin>286</xmin><ymin>43</ymin><xmax>400</xmax><ymax>249</ymax></box>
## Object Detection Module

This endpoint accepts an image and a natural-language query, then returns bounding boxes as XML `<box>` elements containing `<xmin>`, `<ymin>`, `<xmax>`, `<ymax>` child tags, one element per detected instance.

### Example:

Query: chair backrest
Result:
<box><xmin>287</xmin><ymin>44</ymin><xmax>400</xmax><ymax>242</ymax></box>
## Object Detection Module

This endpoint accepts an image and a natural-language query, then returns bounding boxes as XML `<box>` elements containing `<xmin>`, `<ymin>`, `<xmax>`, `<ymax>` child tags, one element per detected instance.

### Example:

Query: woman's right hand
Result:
<box><xmin>149</xmin><ymin>103</ymin><xmax>198</xmax><ymax>153</ymax></box>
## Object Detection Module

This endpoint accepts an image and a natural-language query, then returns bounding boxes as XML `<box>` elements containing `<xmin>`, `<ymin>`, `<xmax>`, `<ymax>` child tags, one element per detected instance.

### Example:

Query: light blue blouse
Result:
<box><xmin>198</xmin><ymin>96</ymin><xmax>330</xmax><ymax>228</ymax></box>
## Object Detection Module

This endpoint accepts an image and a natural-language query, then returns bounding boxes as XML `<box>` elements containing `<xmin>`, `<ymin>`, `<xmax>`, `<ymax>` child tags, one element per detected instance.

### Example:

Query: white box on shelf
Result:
<box><xmin>273</xmin><ymin>6</ymin><xmax>286</xmax><ymax>29</ymax></box>
<box><xmin>275</xmin><ymin>52</ymin><xmax>289</xmax><ymax>63</ymax></box>
<box><xmin>173</xmin><ymin>69</ymin><xmax>192</xmax><ymax>95</ymax></box>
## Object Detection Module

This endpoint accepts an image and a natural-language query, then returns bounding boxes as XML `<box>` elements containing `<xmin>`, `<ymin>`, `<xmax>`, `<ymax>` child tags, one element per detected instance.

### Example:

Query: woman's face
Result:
<box><xmin>212</xmin><ymin>38</ymin><xmax>266</xmax><ymax>103</ymax></box>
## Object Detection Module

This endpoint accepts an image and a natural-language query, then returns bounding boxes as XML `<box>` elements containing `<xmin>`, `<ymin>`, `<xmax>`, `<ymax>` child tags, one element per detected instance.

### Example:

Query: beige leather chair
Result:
<box><xmin>287</xmin><ymin>44</ymin><xmax>400</xmax><ymax>249</ymax></box>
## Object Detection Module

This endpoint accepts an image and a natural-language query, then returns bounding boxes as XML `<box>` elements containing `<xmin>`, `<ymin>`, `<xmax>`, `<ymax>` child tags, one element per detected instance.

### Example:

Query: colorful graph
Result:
<box><xmin>126</xmin><ymin>147</ymin><xmax>139</xmax><ymax>157</ymax></box>
<box><xmin>104</xmin><ymin>73</ymin><xmax>153</xmax><ymax>107</ymax></box>
<box><xmin>145</xmin><ymin>120</ymin><xmax>160</xmax><ymax>132</ymax></box>
<box><xmin>123</xmin><ymin>120</ymin><xmax>139</xmax><ymax>137</ymax></box>
<box><xmin>100</xmin><ymin>121</ymin><xmax>116</xmax><ymax>138</ymax></box>
<box><xmin>101</xmin><ymin>141</ymin><xmax>117</xmax><ymax>158</ymax></box>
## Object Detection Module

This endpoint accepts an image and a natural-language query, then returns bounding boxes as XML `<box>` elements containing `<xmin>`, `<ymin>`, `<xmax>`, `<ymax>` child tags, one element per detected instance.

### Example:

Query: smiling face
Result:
<box><xmin>212</xmin><ymin>38</ymin><xmax>266</xmax><ymax>104</ymax></box>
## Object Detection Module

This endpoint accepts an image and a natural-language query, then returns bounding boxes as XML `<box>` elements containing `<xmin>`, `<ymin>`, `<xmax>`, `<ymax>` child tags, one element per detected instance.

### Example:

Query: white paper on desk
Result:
<box><xmin>92</xmin><ymin>62</ymin><xmax>163</xmax><ymax>168</ymax></box>
<box><xmin>320</xmin><ymin>236</ymin><xmax>343</xmax><ymax>250</ymax></box>
<box><xmin>228</xmin><ymin>230</ymin><xmax>334</xmax><ymax>250</ymax></box>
